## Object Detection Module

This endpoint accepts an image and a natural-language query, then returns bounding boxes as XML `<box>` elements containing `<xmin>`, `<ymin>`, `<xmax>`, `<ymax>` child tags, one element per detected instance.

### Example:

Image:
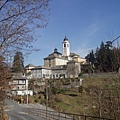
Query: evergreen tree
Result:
<box><xmin>113</xmin><ymin>47</ymin><xmax>120</xmax><ymax>71</ymax></box>
<box><xmin>98</xmin><ymin>42</ymin><xmax>108</xmax><ymax>72</ymax></box>
<box><xmin>94</xmin><ymin>47</ymin><xmax>99</xmax><ymax>70</ymax></box>
<box><xmin>85</xmin><ymin>41</ymin><xmax>119</xmax><ymax>72</ymax></box>
<box><xmin>12</xmin><ymin>52</ymin><xmax>24</xmax><ymax>73</ymax></box>
<box><xmin>85</xmin><ymin>50</ymin><xmax>95</xmax><ymax>64</ymax></box>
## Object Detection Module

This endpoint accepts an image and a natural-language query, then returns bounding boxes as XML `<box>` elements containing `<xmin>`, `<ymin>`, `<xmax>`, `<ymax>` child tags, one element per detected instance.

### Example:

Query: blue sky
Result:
<box><xmin>24</xmin><ymin>0</ymin><xmax>120</xmax><ymax>66</ymax></box>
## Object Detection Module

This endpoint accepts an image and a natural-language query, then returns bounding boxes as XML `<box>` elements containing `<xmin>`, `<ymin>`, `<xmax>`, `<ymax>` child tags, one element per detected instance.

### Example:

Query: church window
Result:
<box><xmin>49</xmin><ymin>63</ymin><xmax>51</xmax><ymax>67</ymax></box>
<box><xmin>64</xmin><ymin>44</ymin><xmax>66</xmax><ymax>47</ymax></box>
<box><xmin>49</xmin><ymin>59</ymin><xmax>51</xmax><ymax>67</ymax></box>
<box><xmin>67</xmin><ymin>44</ymin><xmax>69</xmax><ymax>47</ymax></box>
<box><xmin>53</xmin><ymin>75</ymin><xmax>55</xmax><ymax>78</ymax></box>
<box><xmin>43</xmin><ymin>74</ymin><xmax>45</xmax><ymax>78</ymax></box>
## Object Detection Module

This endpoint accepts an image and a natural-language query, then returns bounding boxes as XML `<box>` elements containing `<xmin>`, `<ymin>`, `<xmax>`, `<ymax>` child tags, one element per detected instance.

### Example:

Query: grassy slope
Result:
<box><xmin>28</xmin><ymin>76</ymin><xmax>120</xmax><ymax>117</ymax></box>
<box><xmin>49</xmin><ymin>77</ymin><xmax>104</xmax><ymax>115</ymax></box>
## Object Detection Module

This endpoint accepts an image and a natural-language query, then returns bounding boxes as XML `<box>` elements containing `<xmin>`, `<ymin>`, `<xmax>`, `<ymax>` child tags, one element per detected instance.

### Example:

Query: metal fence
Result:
<box><xmin>23</xmin><ymin>108</ymin><xmax>114</xmax><ymax>120</ymax></box>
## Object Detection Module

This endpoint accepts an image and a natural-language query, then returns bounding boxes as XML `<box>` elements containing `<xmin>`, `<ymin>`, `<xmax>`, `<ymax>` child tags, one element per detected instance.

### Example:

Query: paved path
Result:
<box><xmin>19</xmin><ymin>103</ymin><xmax>54</xmax><ymax>111</ymax></box>
<box><xmin>5</xmin><ymin>99</ymin><xmax>47</xmax><ymax>120</ymax></box>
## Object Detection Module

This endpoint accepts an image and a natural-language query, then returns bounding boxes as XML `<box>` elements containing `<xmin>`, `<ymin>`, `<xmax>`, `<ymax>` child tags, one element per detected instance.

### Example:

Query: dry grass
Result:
<box><xmin>50</xmin><ymin>89</ymin><xmax>92</xmax><ymax>115</ymax></box>
<box><xmin>49</xmin><ymin>77</ymin><xmax>115</xmax><ymax>115</ymax></box>
<box><xmin>0</xmin><ymin>108</ymin><xmax>9</xmax><ymax>120</ymax></box>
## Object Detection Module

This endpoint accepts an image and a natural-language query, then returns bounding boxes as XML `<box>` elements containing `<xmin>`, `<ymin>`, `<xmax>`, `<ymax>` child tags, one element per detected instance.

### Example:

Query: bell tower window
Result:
<box><xmin>64</xmin><ymin>44</ymin><xmax>66</xmax><ymax>47</ymax></box>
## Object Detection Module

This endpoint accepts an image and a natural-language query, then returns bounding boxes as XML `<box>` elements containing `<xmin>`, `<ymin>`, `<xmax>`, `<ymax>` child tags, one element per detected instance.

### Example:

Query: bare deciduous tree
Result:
<box><xmin>0</xmin><ymin>0</ymin><xmax>50</xmax><ymax>56</ymax></box>
<box><xmin>0</xmin><ymin>0</ymin><xmax>50</xmax><ymax>119</ymax></box>
<box><xmin>89</xmin><ymin>78</ymin><xmax>120</xmax><ymax>120</ymax></box>
<box><xmin>0</xmin><ymin>56</ymin><xmax>10</xmax><ymax>120</ymax></box>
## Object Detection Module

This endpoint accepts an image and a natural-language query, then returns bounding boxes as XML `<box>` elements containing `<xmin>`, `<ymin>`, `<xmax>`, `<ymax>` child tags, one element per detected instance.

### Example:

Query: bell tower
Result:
<box><xmin>62</xmin><ymin>36</ymin><xmax>70</xmax><ymax>56</ymax></box>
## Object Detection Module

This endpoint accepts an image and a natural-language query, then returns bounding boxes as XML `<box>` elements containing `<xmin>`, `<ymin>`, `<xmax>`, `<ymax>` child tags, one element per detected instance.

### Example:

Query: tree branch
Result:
<box><xmin>0</xmin><ymin>0</ymin><xmax>9</xmax><ymax>11</ymax></box>
<box><xmin>0</xmin><ymin>1</ymin><xmax>47</xmax><ymax>22</ymax></box>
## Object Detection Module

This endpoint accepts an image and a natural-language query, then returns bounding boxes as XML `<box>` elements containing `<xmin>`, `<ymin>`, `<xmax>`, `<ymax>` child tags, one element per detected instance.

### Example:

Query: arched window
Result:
<box><xmin>64</xmin><ymin>44</ymin><xmax>66</xmax><ymax>47</ymax></box>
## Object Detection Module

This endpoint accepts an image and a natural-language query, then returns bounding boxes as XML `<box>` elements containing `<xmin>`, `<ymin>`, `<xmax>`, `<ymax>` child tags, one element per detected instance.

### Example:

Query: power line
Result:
<box><xmin>106</xmin><ymin>36</ymin><xmax>120</xmax><ymax>47</ymax></box>
<box><xmin>112</xmin><ymin>36</ymin><xmax>120</xmax><ymax>43</ymax></box>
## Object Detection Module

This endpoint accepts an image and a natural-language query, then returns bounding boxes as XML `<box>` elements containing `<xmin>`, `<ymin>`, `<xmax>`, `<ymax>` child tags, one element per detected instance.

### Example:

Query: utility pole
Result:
<box><xmin>45</xmin><ymin>79</ymin><xmax>48</xmax><ymax>119</ymax></box>
<box><xmin>26</xmin><ymin>79</ymin><xmax>28</xmax><ymax>104</ymax></box>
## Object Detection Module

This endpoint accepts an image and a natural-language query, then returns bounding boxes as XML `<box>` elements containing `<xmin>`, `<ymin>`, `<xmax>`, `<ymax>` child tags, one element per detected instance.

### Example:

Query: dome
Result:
<box><xmin>64</xmin><ymin>36</ymin><xmax>68</xmax><ymax>41</ymax></box>
<box><xmin>54</xmin><ymin>48</ymin><xmax>58</xmax><ymax>52</ymax></box>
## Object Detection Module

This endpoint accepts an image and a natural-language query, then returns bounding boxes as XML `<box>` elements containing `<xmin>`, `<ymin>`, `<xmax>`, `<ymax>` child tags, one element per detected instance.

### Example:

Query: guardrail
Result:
<box><xmin>23</xmin><ymin>108</ymin><xmax>114</xmax><ymax>120</ymax></box>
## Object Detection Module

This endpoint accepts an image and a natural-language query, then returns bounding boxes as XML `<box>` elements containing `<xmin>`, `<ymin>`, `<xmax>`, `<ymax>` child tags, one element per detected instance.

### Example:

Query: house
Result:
<box><xmin>25</xmin><ymin>64</ymin><xmax>35</xmax><ymax>75</ymax></box>
<box><xmin>9</xmin><ymin>73</ymin><xmax>33</xmax><ymax>96</ymax></box>
<box><xmin>25</xmin><ymin>36</ymin><xmax>86</xmax><ymax>79</ymax></box>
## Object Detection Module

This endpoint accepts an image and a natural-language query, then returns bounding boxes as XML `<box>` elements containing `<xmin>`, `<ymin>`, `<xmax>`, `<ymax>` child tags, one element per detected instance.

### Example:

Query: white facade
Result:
<box><xmin>12</xmin><ymin>90</ymin><xmax>33</xmax><ymax>96</ymax></box>
<box><xmin>9</xmin><ymin>74</ymin><xmax>33</xmax><ymax>96</ymax></box>
<box><xmin>27</xmin><ymin>65</ymin><xmax>67</xmax><ymax>79</ymax></box>
<box><xmin>41</xmin><ymin>68</ymin><xmax>52</xmax><ymax>78</ymax></box>
<box><xmin>55</xmin><ymin>58</ymin><xmax>68</xmax><ymax>66</ymax></box>
<box><xmin>30</xmin><ymin>66</ymin><xmax>52</xmax><ymax>79</ymax></box>
<box><xmin>62</xmin><ymin>36</ymin><xmax>70</xmax><ymax>56</ymax></box>
<box><xmin>52</xmin><ymin>69</ymin><xmax>66</xmax><ymax>78</ymax></box>
<box><xmin>31</xmin><ymin>69</ymin><xmax>42</xmax><ymax>78</ymax></box>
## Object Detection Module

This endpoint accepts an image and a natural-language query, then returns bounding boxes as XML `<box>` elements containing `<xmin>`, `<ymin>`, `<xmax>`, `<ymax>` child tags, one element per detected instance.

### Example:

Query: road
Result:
<box><xmin>5</xmin><ymin>99</ymin><xmax>47</xmax><ymax>120</ymax></box>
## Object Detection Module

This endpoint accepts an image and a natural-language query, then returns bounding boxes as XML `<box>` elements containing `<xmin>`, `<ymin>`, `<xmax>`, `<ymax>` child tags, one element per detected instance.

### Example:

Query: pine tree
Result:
<box><xmin>85</xmin><ymin>50</ymin><xmax>95</xmax><ymax>64</ymax></box>
<box><xmin>12</xmin><ymin>52</ymin><xmax>24</xmax><ymax>73</ymax></box>
<box><xmin>85</xmin><ymin>41</ymin><xmax>119</xmax><ymax>72</ymax></box>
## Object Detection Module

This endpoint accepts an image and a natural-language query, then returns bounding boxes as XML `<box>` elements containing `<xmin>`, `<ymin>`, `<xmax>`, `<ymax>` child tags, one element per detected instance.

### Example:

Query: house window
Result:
<box><xmin>19</xmin><ymin>80</ymin><xmax>25</xmax><ymax>84</ymax></box>
<box><xmin>56</xmin><ymin>75</ymin><xmax>58</xmax><ymax>78</ymax></box>
<box><xmin>22</xmin><ymin>80</ymin><xmax>24</xmax><ymax>83</ymax></box>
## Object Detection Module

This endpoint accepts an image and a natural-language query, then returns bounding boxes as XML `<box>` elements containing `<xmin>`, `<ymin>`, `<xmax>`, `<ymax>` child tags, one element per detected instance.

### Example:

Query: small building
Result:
<box><xmin>30</xmin><ymin>66</ymin><xmax>52</xmax><ymax>79</ymax></box>
<box><xmin>67</xmin><ymin>60</ymin><xmax>81</xmax><ymax>78</ymax></box>
<box><xmin>70</xmin><ymin>53</ymin><xmax>86</xmax><ymax>64</ymax></box>
<box><xmin>25</xmin><ymin>64</ymin><xmax>35</xmax><ymax>76</ymax></box>
<box><xmin>9</xmin><ymin>73</ymin><xmax>33</xmax><ymax>96</ymax></box>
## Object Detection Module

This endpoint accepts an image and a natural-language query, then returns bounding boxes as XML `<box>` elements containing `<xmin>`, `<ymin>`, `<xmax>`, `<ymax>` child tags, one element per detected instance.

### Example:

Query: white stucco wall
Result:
<box><xmin>14</xmin><ymin>90</ymin><xmax>33</xmax><ymax>96</ymax></box>
<box><xmin>41</xmin><ymin>69</ymin><xmax>52</xmax><ymax>78</ymax></box>
<box><xmin>55</xmin><ymin>58</ymin><xmax>68</xmax><ymax>66</ymax></box>
<box><xmin>31</xmin><ymin>69</ymin><xmax>42</xmax><ymax>78</ymax></box>
<box><xmin>63</xmin><ymin>40</ymin><xmax>70</xmax><ymax>56</ymax></box>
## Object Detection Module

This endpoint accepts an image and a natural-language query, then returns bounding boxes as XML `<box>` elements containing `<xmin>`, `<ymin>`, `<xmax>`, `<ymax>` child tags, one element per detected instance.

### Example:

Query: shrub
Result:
<box><xmin>34</xmin><ymin>99</ymin><xmax>38</xmax><ymax>103</ymax></box>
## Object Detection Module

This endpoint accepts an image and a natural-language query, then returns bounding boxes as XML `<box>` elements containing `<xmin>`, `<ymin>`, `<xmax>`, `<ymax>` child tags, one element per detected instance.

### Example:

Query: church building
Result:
<box><xmin>25</xmin><ymin>36</ymin><xmax>86</xmax><ymax>79</ymax></box>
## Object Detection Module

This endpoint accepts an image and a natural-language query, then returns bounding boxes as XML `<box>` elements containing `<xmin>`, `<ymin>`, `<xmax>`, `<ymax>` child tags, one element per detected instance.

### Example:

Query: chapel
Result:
<box><xmin>25</xmin><ymin>36</ymin><xmax>86</xmax><ymax>79</ymax></box>
<box><xmin>44</xmin><ymin>36</ymin><xmax>86</xmax><ymax>67</ymax></box>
